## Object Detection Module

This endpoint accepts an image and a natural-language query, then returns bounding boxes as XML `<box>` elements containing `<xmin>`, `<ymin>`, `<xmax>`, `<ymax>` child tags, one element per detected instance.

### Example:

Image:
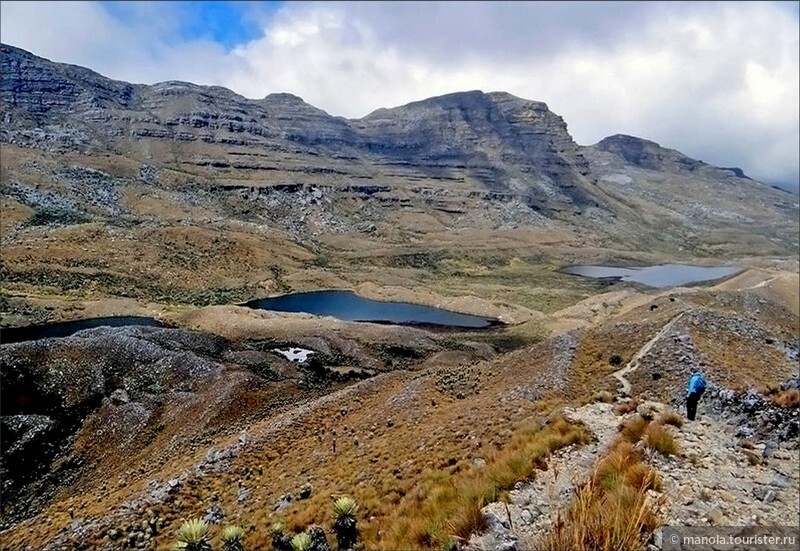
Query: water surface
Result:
<box><xmin>1</xmin><ymin>316</ymin><xmax>164</xmax><ymax>344</ymax></box>
<box><xmin>562</xmin><ymin>264</ymin><xmax>739</xmax><ymax>288</ymax></box>
<box><xmin>244</xmin><ymin>290</ymin><xmax>495</xmax><ymax>328</ymax></box>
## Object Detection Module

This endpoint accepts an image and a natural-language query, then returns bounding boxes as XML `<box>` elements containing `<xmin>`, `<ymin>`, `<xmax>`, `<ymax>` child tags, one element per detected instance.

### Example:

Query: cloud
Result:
<box><xmin>1</xmin><ymin>1</ymin><xmax>797</xmax><ymax>189</ymax></box>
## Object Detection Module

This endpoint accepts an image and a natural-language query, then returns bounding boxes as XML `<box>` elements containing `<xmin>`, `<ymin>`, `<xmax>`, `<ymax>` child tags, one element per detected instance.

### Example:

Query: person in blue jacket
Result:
<box><xmin>686</xmin><ymin>371</ymin><xmax>707</xmax><ymax>421</ymax></box>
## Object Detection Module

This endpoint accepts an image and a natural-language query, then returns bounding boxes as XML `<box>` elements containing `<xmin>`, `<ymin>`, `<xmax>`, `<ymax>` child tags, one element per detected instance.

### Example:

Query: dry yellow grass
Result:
<box><xmin>619</xmin><ymin>415</ymin><xmax>649</xmax><ymax>444</ymax></box>
<box><xmin>591</xmin><ymin>390</ymin><xmax>615</xmax><ymax>404</ymax></box>
<box><xmin>655</xmin><ymin>411</ymin><xmax>684</xmax><ymax>428</ymax></box>
<box><xmin>613</xmin><ymin>399</ymin><xmax>640</xmax><ymax>416</ymax></box>
<box><xmin>772</xmin><ymin>389</ymin><xmax>800</xmax><ymax>409</ymax></box>
<box><xmin>644</xmin><ymin>424</ymin><xmax>680</xmax><ymax>456</ymax></box>
<box><xmin>539</xmin><ymin>441</ymin><xmax>661</xmax><ymax>551</ymax></box>
<box><xmin>380</xmin><ymin>414</ymin><xmax>590</xmax><ymax>549</ymax></box>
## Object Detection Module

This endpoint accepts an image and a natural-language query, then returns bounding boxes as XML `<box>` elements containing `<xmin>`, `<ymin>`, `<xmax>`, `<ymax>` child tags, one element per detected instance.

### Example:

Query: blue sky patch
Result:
<box><xmin>101</xmin><ymin>1</ymin><xmax>283</xmax><ymax>49</ymax></box>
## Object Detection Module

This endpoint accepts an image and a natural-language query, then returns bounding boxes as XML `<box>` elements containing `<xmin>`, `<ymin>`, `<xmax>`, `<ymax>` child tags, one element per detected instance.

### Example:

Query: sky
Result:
<box><xmin>1</xmin><ymin>1</ymin><xmax>798</xmax><ymax>191</ymax></box>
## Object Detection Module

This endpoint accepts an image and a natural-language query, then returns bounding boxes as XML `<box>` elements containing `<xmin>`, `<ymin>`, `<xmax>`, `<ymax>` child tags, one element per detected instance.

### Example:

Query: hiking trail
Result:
<box><xmin>613</xmin><ymin>312</ymin><xmax>685</xmax><ymax>396</ymax></box>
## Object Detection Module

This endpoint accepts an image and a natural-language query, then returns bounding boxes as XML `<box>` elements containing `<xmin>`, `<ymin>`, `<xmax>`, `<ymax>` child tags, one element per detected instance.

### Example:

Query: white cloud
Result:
<box><xmin>1</xmin><ymin>1</ymin><xmax>797</xmax><ymax>189</ymax></box>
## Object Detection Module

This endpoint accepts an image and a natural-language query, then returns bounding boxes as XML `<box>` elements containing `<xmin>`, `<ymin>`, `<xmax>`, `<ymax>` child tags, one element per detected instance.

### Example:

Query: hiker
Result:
<box><xmin>686</xmin><ymin>371</ymin><xmax>707</xmax><ymax>421</ymax></box>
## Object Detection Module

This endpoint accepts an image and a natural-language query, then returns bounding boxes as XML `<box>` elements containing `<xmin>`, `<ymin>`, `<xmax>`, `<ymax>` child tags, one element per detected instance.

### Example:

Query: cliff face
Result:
<box><xmin>1</xmin><ymin>42</ymin><xmax>797</xmax><ymax>296</ymax></box>
<box><xmin>0</xmin><ymin>45</ymin><xmax>138</xmax><ymax>116</ymax></box>
<box><xmin>0</xmin><ymin>45</ymin><xmax>599</xmax><ymax>209</ymax></box>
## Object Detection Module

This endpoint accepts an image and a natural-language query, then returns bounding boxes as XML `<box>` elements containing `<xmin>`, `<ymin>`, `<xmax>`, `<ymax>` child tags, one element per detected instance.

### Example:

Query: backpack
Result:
<box><xmin>690</xmin><ymin>373</ymin><xmax>707</xmax><ymax>394</ymax></box>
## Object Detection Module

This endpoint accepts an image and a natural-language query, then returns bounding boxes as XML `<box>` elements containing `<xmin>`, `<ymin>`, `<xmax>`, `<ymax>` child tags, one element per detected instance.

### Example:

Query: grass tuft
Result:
<box><xmin>591</xmin><ymin>391</ymin><xmax>614</xmax><ymax>404</ymax></box>
<box><xmin>619</xmin><ymin>415</ymin><xmax>648</xmax><ymax>444</ymax></box>
<box><xmin>655</xmin><ymin>411</ymin><xmax>684</xmax><ymax>428</ymax></box>
<box><xmin>382</xmin><ymin>414</ymin><xmax>589</xmax><ymax>549</ymax></box>
<box><xmin>613</xmin><ymin>399</ymin><xmax>639</xmax><ymax>416</ymax></box>
<box><xmin>772</xmin><ymin>389</ymin><xmax>800</xmax><ymax>408</ymax></box>
<box><xmin>539</xmin><ymin>440</ymin><xmax>662</xmax><ymax>551</ymax></box>
<box><xmin>644</xmin><ymin>424</ymin><xmax>679</xmax><ymax>456</ymax></box>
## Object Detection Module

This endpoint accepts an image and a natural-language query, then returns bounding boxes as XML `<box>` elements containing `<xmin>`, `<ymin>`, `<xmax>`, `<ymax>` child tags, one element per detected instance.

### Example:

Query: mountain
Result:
<box><xmin>1</xmin><ymin>42</ymin><xmax>798</xmax><ymax>318</ymax></box>
<box><xmin>2</xmin><ymin>43</ymin><xmax>794</xmax><ymax>221</ymax></box>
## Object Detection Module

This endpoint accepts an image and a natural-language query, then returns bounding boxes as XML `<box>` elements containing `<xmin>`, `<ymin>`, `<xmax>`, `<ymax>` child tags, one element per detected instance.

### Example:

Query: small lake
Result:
<box><xmin>561</xmin><ymin>264</ymin><xmax>739</xmax><ymax>288</ymax></box>
<box><xmin>244</xmin><ymin>290</ymin><xmax>496</xmax><ymax>329</ymax></box>
<box><xmin>0</xmin><ymin>316</ymin><xmax>164</xmax><ymax>345</ymax></box>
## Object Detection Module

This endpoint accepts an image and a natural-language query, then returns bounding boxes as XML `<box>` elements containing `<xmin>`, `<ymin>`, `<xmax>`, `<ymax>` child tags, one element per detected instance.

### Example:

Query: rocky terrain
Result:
<box><xmin>1</xmin><ymin>268</ymin><xmax>797</xmax><ymax>550</ymax></box>
<box><xmin>0</xmin><ymin>44</ymin><xmax>798</xmax><ymax>550</ymax></box>
<box><xmin>469</xmin><ymin>398</ymin><xmax>799</xmax><ymax>551</ymax></box>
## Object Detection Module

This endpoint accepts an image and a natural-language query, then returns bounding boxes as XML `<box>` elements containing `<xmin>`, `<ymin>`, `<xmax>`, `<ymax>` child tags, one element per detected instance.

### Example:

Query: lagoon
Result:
<box><xmin>561</xmin><ymin>264</ymin><xmax>739</xmax><ymax>288</ymax></box>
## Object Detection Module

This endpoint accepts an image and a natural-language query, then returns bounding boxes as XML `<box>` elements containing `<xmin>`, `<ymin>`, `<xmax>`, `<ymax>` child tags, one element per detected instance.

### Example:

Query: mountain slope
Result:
<box><xmin>2</xmin><ymin>42</ymin><xmax>794</xmax><ymax>226</ymax></box>
<box><xmin>0</xmin><ymin>42</ymin><xmax>798</xmax><ymax>323</ymax></box>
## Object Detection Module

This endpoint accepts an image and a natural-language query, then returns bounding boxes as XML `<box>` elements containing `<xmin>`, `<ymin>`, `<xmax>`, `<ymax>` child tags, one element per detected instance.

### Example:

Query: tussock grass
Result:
<box><xmin>538</xmin><ymin>441</ymin><xmax>661</xmax><ymax>551</ymax></box>
<box><xmin>737</xmin><ymin>438</ymin><xmax>756</xmax><ymax>450</ymax></box>
<box><xmin>655</xmin><ymin>411</ymin><xmax>684</xmax><ymax>428</ymax></box>
<box><xmin>619</xmin><ymin>415</ymin><xmax>648</xmax><ymax>444</ymax></box>
<box><xmin>644</xmin><ymin>424</ymin><xmax>680</xmax><ymax>456</ymax></box>
<box><xmin>613</xmin><ymin>399</ymin><xmax>639</xmax><ymax>416</ymax></box>
<box><xmin>742</xmin><ymin>449</ymin><xmax>764</xmax><ymax>466</ymax></box>
<box><xmin>592</xmin><ymin>442</ymin><xmax>661</xmax><ymax>493</ymax></box>
<box><xmin>383</xmin><ymin>414</ymin><xmax>589</xmax><ymax>549</ymax></box>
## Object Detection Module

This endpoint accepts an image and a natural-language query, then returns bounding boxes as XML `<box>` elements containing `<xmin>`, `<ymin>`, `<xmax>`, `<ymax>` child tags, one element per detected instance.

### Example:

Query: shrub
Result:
<box><xmin>644</xmin><ymin>424</ymin><xmax>680</xmax><ymax>456</ymax></box>
<box><xmin>619</xmin><ymin>415</ymin><xmax>648</xmax><ymax>443</ymax></box>
<box><xmin>220</xmin><ymin>525</ymin><xmax>246</xmax><ymax>551</ymax></box>
<box><xmin>291</xmin><ymin>532</ymin><xmax>312</xmax><ymax>551</ymax></box>
<box><xmin>332</xmin><ymin>496</ymin><xmax>359</xmax><ymax>550</ymax></box>
<box><xmin>175</xmin><ymin>519</ymin><xmax>212</xmax><ymax>551</ymax></box>
<box><xmin>656</xmin><ymin>411</ymin><xmax>684</xmax><ymax>428</ymax></box>
<box><xmin>609</xmin><ymin>355</ymin><xmax>623</xmax><ymax>366</ymax></box>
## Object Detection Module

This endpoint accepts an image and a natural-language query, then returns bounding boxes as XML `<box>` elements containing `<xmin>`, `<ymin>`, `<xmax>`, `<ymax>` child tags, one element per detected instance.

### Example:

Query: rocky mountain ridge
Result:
<box><xmin>2</xmin><ymin>42</ymin><xmax>794</xmax><ymax>231</ymax></box>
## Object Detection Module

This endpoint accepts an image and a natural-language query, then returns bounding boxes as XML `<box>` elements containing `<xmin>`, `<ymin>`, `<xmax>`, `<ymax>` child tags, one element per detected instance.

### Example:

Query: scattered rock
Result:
<box><xmin>273</xmin><ymin>493</ymin><xmax>294</xmax><ymax>512</ymax></box>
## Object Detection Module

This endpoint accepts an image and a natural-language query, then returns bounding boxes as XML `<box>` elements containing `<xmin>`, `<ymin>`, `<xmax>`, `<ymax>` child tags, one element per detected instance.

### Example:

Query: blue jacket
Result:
<box><xmin>687</xmin><ymin>372</ymin><xmax>707</xmax><ymax>396</ymax></box>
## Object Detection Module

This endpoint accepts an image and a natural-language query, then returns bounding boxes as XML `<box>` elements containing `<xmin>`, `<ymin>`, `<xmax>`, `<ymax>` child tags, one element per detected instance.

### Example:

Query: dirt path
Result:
<box><xmin>613</xmin><ymin>312</ymin><xmax>685</xmax><ymax>396</ymax></box>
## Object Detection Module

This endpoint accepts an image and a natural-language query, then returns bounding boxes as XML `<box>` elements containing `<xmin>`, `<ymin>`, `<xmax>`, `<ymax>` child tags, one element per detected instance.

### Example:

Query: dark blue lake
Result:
<box><xmin>562</xmin><ymin>264</ymin><xmax>739</xmax><ymax>288</ymax></box>
<box><xmin>244</xmin><ymin>290</ymin><xmax>496</xmax><ymax>329</ymax></box>
<box><xmin>0</xmin><ymin>316</ymin><xmax>164</xmax><ymax>344</ymax></box>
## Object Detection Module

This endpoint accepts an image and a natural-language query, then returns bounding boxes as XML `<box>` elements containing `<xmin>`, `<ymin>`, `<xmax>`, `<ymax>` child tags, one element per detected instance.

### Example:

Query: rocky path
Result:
<box><xmin>651</xmin><ymin>414</ymin><xmax>799</xmax><ymax>530</ymax></box>
<box><xmin>613</xmin><ymin>313</ymin><xmax>685</xmax><ymax>395</ymax></box>
<box><xmin>466</xmin><ymin>402</ymin><xmax>620</xmax><ymax>551</ymax></box>
<box><xmin>468</xmin><ymin>398</ymin><xmax>800</xmax><ymax>551</ymax></box>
